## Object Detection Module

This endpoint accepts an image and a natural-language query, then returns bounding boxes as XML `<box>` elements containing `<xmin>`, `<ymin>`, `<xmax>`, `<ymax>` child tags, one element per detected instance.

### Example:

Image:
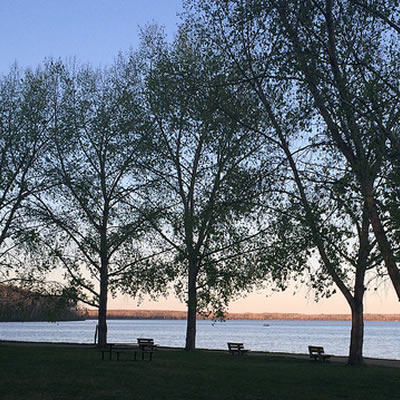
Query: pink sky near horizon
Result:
<box><xmin>108</xmin><ymin>283</ymin><xmax>400</xmax><ymax>315</ymax></box>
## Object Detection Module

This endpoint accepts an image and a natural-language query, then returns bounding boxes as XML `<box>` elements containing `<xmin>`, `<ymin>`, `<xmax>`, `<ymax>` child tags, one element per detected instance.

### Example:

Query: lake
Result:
<box><xmin>0</xmin><ymin>319</ymin><xmax>399</xmax><ymax>360</ymax></box>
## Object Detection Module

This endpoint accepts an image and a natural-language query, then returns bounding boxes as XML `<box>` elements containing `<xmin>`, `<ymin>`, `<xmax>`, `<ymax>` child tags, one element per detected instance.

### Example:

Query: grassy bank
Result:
<box><xmin>0</xmin><ymin>344</ymin><xmax>397</xmax><ymax>400</ymax></box>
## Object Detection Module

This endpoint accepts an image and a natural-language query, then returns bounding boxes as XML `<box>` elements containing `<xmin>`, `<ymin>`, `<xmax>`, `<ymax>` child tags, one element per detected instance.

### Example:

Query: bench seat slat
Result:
<box><xmin>227</xmin><ymin>342</ymin><xmax>249</xmax><ymax>355</ymax></box>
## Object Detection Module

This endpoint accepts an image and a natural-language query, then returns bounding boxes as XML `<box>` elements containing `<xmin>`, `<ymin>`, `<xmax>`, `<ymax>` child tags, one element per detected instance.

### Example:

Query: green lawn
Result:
<box><xmin>0</xmin><ymin>344</ymin><xmax>397</xmax><ymax>400</ymax></box>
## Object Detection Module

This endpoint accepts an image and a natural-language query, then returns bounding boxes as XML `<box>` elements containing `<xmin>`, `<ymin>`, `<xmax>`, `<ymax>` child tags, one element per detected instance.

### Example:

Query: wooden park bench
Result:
<box><xmin>135</xmin><ymin>338</ymin><xmax>158</xmax><ymax>361</ymax></box>
<box><xmin>137</xmin><ymin>338</ymin><xmax>158</xmax><ymax>351</ymax></box>
<box><xmin>308</xmin><ymin>346</ymin><xmax>333</xmax><ymax>362</ymax></box>
<box><xmin>227</xmin><ymin>342</ymin><xmax>249</xmax><ymax>356</ymax></box>
<box><xmin>100</xmin><ymin>340</ymin><xmax>156</xmax><ymax>361</ymax></box>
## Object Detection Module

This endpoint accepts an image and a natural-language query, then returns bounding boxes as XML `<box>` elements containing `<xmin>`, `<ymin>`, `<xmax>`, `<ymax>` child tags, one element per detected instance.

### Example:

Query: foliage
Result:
<box><xmin>142</xmin><ymin>26</ymin><xmax>270</xmax><ymax>323</ymax></box>
<box><xmin>0</xmin><ymin>66</ymin><xmax>52</xmax><ymax>283</ymax></box>
<box><xmin>265</xmin><ymin>0</ymin><xmax>400</xmax><ymax>296</ymax></box>
<box><xmin>0</xmin><ymin>284</ymin><xmax>84</xmax><ymax>321</ymax></box>
<box><xmin>183</xmin><ymin>0</ymin><xmax>398</xmax><ymax>363</ymax></box>
<box><xmin>29</xmin><ymin>59</ymin><xmax>167</xmax><ymax>310</ymax></box>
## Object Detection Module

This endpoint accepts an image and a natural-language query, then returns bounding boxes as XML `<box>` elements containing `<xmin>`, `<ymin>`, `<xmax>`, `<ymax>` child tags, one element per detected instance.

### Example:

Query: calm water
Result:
<box><xmin>0</xmin><ymin>319</ymin><xmax>399</xmax><ymax>360</ymax></box>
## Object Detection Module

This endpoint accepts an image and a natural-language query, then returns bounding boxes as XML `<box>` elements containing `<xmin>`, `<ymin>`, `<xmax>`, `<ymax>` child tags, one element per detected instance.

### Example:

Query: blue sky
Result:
<box><xmin>0</xmin><ymin>0</ymin><xmax>182</xmax><ymax>73</ymax></box>
<box><xmin>1</xmin><ymin>0</ymin><xmax>397</xmax><ymax>314</ymax></box>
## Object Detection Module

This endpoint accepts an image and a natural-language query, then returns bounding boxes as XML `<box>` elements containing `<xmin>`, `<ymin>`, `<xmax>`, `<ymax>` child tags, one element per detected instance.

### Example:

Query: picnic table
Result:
<box><xmin>100</xmin><ymin>338</ymin><xmax>158</xmax><ymax>361</ymax></box>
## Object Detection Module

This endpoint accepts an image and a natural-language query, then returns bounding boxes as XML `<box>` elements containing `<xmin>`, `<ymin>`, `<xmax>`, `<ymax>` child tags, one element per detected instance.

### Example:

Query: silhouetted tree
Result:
<box><xmin>184</xmin><ymin>0</ymin><xmax>396</xmax><ymax>364</ymax></box>
<box><xmin>142</xmin><ymin>27</ymin><xmax>269</xmax><ymax>351</ymax></box>
<box><xmin>32</xmin><ymin>60</ymin><xmax>166</xmax><ymax>346</ymax></box>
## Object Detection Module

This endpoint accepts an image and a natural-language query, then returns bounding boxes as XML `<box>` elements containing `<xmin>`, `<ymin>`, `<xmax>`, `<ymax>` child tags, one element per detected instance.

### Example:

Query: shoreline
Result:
<box><xmin>84</xmin><ymin>309</ymin><xmax>400</xmax><ymax>322</ymax></box>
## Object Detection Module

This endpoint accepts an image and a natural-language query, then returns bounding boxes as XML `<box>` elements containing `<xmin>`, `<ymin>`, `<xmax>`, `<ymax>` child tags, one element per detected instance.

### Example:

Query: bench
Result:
<box><xmin>137</xmin><ymin>338</ymin><xmax>158</xmax><ymax>352</ymax></box>
<box><xmin>227</xmin><ymin>342</ymin><xmax>249</xmax><ymax>355</ymax></box>
<box><xmin>115</xmin><ymin>347</ymin><xmax>153</xmax><ymax>361</ymax></box>
<box><xmin>308</xmin><ymin>346</ymin><xmax>333</xmax><ymax>362</ymax></box>
<box><xmin>100</xmin><ymin>343</ymin><xmax>115</xmax><ymax>361</ymax></box>
<box><xmin>100</xmin><ymin>342</ymin><xmax>154</xmax><ymax>361</ymax></box>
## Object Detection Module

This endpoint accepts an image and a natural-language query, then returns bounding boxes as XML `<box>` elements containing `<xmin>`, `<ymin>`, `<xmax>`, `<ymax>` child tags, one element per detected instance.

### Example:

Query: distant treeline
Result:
<box><xmin>85</xmin><ymin>309</ymin><xmax>400</xmax><ymax>322</ymax></box>
<box><xmin>0</xmin><ymin>284</ymin><xmax>86</xmax><ymax>322</ymax></box>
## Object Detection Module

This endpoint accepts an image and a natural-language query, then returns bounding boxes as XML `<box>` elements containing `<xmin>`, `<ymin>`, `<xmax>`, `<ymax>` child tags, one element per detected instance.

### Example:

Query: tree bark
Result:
<box><xmin>97</xmin><ymin>229</ymin><xmax>109</xmax><ymax>347</ymax></box>
<box><xmin>362</xmin><ymin>185</ymin><xmax>400</xmax><ymax>300</ymax></box>
<box><xmin>185</xmin><ymin>264</ymin><xmax>197</xmax><ymax>351</ymax></box>
<box><xmin>349</xmin><ymin>300</ymin><xmax>364</xmax><ymax>365</ymax></box>
<box><xmin>97</xmin><ymin>267</ymin><xmax>108</xmax><ymax>347</ymax></box>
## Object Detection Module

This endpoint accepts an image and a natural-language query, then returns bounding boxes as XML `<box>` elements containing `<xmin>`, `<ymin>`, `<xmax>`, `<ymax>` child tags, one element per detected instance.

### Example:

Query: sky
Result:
<box><xmin>0</xmin><ymin>0</ymin><xmax>183</xmax><ymax>73</ymax></box>
<box><xmin>1</xmin><ymin>0</ymin><xmax>398</xmax><ymax>315</ymax></box>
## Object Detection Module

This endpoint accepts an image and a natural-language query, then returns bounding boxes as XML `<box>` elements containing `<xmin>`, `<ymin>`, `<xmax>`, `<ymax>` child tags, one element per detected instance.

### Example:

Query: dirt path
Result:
<box><xmin>250</xmin><ymin>350</ymin><xmax>400</xmax><ymax>368</ymax></box>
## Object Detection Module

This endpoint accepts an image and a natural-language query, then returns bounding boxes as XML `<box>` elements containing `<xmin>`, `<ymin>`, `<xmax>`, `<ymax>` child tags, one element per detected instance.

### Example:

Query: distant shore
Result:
<box><xmin>84</xmin><ymin>309</ymin><xmax>400</xmax><ymax>321</ymax></box>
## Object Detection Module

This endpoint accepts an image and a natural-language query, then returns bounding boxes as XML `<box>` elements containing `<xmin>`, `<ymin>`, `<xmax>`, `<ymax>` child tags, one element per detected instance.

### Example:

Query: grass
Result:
<box><xmin>0</xmin><ymin>344</ymin><xmax>398</xmax><ymax>400</ymax></box>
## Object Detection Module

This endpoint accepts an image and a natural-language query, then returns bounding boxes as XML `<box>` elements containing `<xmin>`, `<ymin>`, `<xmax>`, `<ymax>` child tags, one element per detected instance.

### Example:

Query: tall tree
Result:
<box><xmin>185</xmin><ymin>0</ymin><xmax>390</xmax><ymax>364</ymax></box>
<box><xmin>143</xmin><ymin>28</ymin><xmax>268</xmax><ymax>351</ymax></box>
<box><xmin>269</xmin><ymin>0</ymin><xmax>400</xmax><ymax>299</ymax></box>
<box><xmin>32</xmin><ymin>60</ymin><xmax>164</xmax><ymax>346</ymax></box>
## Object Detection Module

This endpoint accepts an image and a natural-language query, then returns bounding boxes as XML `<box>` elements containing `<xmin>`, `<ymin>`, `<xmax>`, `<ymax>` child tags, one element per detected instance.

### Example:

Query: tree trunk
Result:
<box><xmin>363</xmin><ymin>189</ymin><xmax>400</xmax><ymax>300</ymax></box>
<box><xmin>97</xmin><ymin>246</ymin><xmax>109</xmax><ymax>347</ymax></box>
<box><xmin>349</xmin><ymin>300</ymin><xmax>364</xmax><ymax>365</ymax></box>
<box><xmin>97</xmin><ymin>275</ymin><xmax>108</xmax><ymax>347</ymax></box>
<box><xmin>185</xmin><ymin>265</ymin><xmax>197</xmax><ymax>351</ymax></box>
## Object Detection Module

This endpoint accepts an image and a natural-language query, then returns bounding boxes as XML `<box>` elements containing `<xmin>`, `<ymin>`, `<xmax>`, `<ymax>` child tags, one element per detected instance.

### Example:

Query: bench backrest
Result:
<box><xmin>137</xmin><ymin>338</ymin><xmax>154</xmax><ymax>345</ymax></box>
<box><xmin>228</xmin><ymin>342</ymin><xmax>244</xmax><ymax>351</ymax></box>
<box><xmin>308</xmin><ymin>346</ymin><xmax>325</xmax><ymax>355</ymax></box>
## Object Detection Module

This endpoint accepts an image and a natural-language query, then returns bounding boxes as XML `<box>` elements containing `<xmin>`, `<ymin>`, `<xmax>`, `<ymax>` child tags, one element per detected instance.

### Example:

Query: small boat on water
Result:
<box><xmin>263</xmin><ymin>323</ymin><xmax>270</xmax><ymax>327</ymax></box>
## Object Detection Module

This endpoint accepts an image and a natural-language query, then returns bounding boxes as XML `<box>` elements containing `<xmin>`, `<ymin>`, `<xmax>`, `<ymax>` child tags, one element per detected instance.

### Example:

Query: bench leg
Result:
<box><xmin>101</xmin><ymin>350</ymin><xmax>111</xmax><ymax>361</ymax></box>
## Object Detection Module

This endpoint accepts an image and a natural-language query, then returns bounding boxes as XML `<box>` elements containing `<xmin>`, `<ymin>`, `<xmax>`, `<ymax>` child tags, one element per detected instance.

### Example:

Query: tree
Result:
<box><xmin>270</xmin><ymin>0</ymin><xmax>400</xmax><ymax>299</ymax></box>
<box><xmin>0</xmin><ymin>66</ymin><xmax>51</xmax><ymax>283</ymax></box>
<box><xmin>0</xmin><ymin>283</ymin><xmax>83</xmax><ymax>322</ymax></box>
<box><xmin>32</xmin><ymin>60</ymin><xmax>165</xmax><ymax>346</ymax></box>
<box><xmin>269</xmin><ymin>2</ymin><xmax>400</xmax><ymax>363</ymax></box>
<box><xmin>348</xmin><ymin>0</ymin><xmax>400</xmax><ymax>272</ymax></box>
<box><xmin>142</xmin><ymin>27</ymin><xmax>268</xmax><ymax>351</ymax></box>
<box><xmin>185</xmin><ymin>0</ymin><xmax>390</xmax><ymax>364</ymax></box>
